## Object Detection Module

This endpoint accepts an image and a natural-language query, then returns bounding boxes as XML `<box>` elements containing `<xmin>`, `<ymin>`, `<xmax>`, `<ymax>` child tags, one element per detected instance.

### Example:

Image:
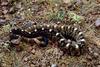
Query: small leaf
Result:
<box><xmin>57</xmin><ymin>10</ymin><xmax>65</xmax><ymax>20</ymax></box>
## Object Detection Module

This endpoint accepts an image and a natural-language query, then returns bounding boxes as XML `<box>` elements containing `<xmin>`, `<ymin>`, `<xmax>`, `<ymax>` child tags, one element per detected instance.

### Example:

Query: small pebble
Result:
<box><xmin>88</xmin><ymin>47</ymin><xmax>93</xmax><ymax>53</ymax></box>
<box><xmin>3</xmin><ymin>43</ymin><xmax>9</xmax><ymax>48</ymax></box>
<box><xmin>95</xmin><ymin>18</ymin><xmax>100</xmax><ymax>27</ymax></box>
<box><xmin>11</xmin><ymin>39</ymin><xmax>20</xmax><ymax>45</ymax></box>
<box><xmin>63</xmin><ymin>0</ymin><xmax>71</xmax><ymax>4</ymax></box>
<box><xmin>51</xmin><ymin>64</ymin><xmax>58</xmax><ymax>67</ymax></box>
<box><xmin>76</xmin><ymin>0</ymin><xmax>82</xmax><ymax>4</ymax></box>
<box><xmin>86</xmin><ymin>55</ymin><xmax>92</xmax><ymax>61</ymax></box>
<box><xmin>16</xmin><ymin>2</ymin><xmax>22</xmax><ymax>9</ymax></box>
<box><xmin>0</xmin><ymin>19</ymin><xmax>6</xmax><ymax>25</ymax></box>
<box><xmin>30</xmin><ymin>64</ymin><xmax>35</xmax><ymax>67</ymax></box>
<box><xmin>24</xmin><ymin>58</ymin><xmax>28</xmax><ymax>62</ymax></box>
<box><xmin>93</xmin><ymin>52</ymin><xmax>99</xmax><ymax>58</ymax></box>
<box><xmin>31</xmin><ymin>49</ymin><xmax>36</xmax><ymax>54</ymax></box>
<box><xmin>60</xmin><ymin>63</ymin><xmax>66</xmax><ymax>67</ymax></box>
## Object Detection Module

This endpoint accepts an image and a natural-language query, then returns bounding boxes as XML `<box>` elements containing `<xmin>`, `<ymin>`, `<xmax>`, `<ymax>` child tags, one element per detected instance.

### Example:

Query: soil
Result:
<box><xmin>0</xmin><ymin>0</ymin><xmax>100</xmax><ymax>67</ymax></box>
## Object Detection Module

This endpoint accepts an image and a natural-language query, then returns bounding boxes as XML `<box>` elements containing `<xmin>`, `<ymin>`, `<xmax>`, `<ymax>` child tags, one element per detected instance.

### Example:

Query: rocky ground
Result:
<box><xmin>0</xmin><ymin>0</ymin><xmax>100</xmax><ymax>67</ymax></box>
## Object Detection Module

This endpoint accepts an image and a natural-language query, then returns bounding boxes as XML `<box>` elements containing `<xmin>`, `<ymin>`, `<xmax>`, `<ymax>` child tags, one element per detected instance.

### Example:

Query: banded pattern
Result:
<box><xmin>10</xmin><ymin>21</ymin><xmax>86</xmax><ymax>55</ymax></box>
<box><xmin>10</xmin><ymin>22</ymin><xmax>67</xmax><ymax>47</ymax></box>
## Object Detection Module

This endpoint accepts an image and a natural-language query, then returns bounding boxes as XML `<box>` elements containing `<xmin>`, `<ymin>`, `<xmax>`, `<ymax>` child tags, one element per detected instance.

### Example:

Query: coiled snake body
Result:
<box><xmin>10</xmin><ymin>21</ymin><xmax>86</xmax><ymax>55</ymax></box>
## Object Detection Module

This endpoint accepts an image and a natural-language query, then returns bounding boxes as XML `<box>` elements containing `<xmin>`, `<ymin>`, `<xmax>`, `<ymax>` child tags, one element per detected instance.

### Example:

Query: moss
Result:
<box><xmin>2</xmin><ymin>24</ymin><xmax>11</xmax><ymax>33</ymax></box>
<box><xmin>68</xmin><ymin>11</ymin><xmax>84</xmax><ymax>23</ymax></box>
<box><xmin>48</xmin><ymin>10</ymin><xmax>65</xmax><ymax>21</ymax></box>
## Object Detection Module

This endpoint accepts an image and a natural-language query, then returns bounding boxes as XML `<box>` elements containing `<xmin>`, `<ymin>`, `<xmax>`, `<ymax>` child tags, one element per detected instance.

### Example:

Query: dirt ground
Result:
<box><xmin>0</xmin><ymin>0</ymin><xmax>100</xmax><ymax>67</ymax></box>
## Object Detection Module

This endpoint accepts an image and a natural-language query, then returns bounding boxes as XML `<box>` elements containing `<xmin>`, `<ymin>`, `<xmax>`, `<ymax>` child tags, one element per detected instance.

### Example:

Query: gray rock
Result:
<box><xmin>0</xmin><ymin>19</ymin><xmax>6</xmax><ymax>25</ymax></box>
<box><xmin>51</xmin><ymin>64</ymin><xmax>58</xmax><ymax>67</ymax></box>
<box><xmin>95</xmin><ymin>18</ymin><xmax>100</xmax><ymax>27</ymax></box>
<box><xmin>11</xmin><ymin>39</ymin><xmax>20</xmax><ymax>45</ymax></box>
